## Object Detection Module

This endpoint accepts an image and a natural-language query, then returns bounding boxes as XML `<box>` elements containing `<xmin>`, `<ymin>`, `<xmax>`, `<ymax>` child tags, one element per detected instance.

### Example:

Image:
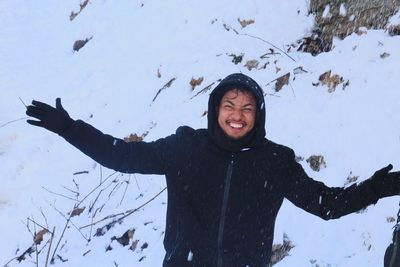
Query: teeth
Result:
<box><xmin>230</xmin><ymin>122</ymin><xmax>244</xmax><ymax>129</ymax></box>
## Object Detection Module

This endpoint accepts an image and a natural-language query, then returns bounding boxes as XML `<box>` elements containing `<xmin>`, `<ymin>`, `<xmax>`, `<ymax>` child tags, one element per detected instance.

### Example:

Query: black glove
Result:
<box><xmin>26</xmin><ymin>98</ymin><xmax>73</xmax><ymax>135</ymax></box>
<box><xmin>370</xmin><ymin>164</ymin><xmax>400</xmax><ymax>197</ymax></box>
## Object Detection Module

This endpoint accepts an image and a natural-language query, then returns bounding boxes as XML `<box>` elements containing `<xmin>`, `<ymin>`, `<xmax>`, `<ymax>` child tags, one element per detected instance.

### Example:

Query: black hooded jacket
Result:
<box><xmin>60</xmin><ymin>73</ymin><xmax>391</xmax><ymax>267</ymax></box>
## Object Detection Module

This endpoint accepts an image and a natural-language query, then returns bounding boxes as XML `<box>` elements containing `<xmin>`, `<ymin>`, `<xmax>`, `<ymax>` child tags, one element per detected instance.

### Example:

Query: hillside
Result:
<box><xmin>1</xmin><ymin>1</ymin><xmax>400</xmax><ymax>266</ymax></box>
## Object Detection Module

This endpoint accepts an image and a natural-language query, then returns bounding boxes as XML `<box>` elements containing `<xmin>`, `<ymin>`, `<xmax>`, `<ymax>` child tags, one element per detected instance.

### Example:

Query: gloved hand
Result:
<box><xmin>370</xmin><ymin>164</ymin><xmax>400</xmax><ymax>197</ymax></box>
<box><xmin>26</xmin><ymin>98</ymin><xmax>73</xmax><ymax>135</ymax></box>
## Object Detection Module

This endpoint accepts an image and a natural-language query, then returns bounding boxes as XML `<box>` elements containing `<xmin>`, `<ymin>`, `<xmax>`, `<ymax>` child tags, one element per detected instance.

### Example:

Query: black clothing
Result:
<box><xmin>61</xmin><ymin>122</ymin><xmax>389</xmax><ymax>267</ymax></box>
<box><xmin>30</xmin><ymin>73</ymin><xmax>399</xmax><ymax>266</ymax></box>
<box><xmin>26</xmin><ymin>98</ymin><xmax>72</xmax><ymax>134</ymax></box>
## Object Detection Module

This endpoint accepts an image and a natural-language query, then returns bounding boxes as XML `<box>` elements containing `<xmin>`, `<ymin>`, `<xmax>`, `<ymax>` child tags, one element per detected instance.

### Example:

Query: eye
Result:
<box><xmin>224</xmin><ymin>105</ymin><xmax>234</xmax><ymax>110</ymax></box>
<box><xmin>242</xmin><ymin>107</ymin><xmax>254</xmax><ymax>113</ymax></box>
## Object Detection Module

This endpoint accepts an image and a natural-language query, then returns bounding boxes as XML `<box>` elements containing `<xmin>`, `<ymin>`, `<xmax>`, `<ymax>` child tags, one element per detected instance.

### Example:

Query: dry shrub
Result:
<box><xmin>190</xmin><ymin>77</ymin><xmax>204</xmax><ymax>90</ymax></box>
<box><xmin>300</xmin><ymin>0</ymin><xmax>400</xmax><ymax>55</ymax></box>
<box><xmin>306</xmin><ymin>155</ymin><xmax>327</xmax><ymax>172</ymax></box>
<box><xmin>275</xmin><ymin>73</ymin><xmax>290</xmax><ymax>92</ymax></box>
<box><xmin>244</xmin><ymin>60</ymin><xmax>259</xmax><ymax>71</ymax></box>
<box><xmin>124</xmin><ymin>133</ymin><xmax>144</xmax><ymax>142</ymax></box>
<box><xmin>238</xmin><ymin>18</ymin><xmax>255</xmax><ymax>28</ymax></box>
<box><xmin>270</xmin><ymin>233</ymin><xmax>295</xmax><ymax>266</ymax></box>
<box><xmin>319</xmin><ymin>70</ymin><xmax>343</xmax><ymax>92</ymax></box>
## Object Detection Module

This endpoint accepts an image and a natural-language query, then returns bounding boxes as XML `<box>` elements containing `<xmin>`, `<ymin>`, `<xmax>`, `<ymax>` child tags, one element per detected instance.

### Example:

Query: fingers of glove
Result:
<box><xmin>27</xmin><ymin>119</ymin><xmax>45</xmax><ymax>128</ymax></box>
<box><xmin>31</xmin><ymin>100</ymin><xmax>55</xmax><ymax>111</ymax></box>
<box><xmin>374</xmin><ymin>164</ymin><xmax>393</xmax><ymax>177</ymax></box>
<box><xmin>26</xmin><ymin>105</ymin><xmax>47</xmax><ymax>119</ymax></box>
<box><xmin>55</xmin><ymin>98</ymin><xmax>63</xmax><ymax>110</ymax></box>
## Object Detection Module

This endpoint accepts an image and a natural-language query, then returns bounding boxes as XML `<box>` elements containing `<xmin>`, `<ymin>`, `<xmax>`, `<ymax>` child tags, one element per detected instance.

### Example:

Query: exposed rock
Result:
<box><xmin>300</xmin><ymin>0</ymin><xmax>400</xmax><ymax>55</ymax></box>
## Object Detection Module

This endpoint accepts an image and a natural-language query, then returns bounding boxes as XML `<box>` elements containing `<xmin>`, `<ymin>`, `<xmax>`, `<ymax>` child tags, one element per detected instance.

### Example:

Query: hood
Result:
<box><xmin>207</xmin><ymin>73</ymin><xmax>266</xmax><ymax>152</ymax></box>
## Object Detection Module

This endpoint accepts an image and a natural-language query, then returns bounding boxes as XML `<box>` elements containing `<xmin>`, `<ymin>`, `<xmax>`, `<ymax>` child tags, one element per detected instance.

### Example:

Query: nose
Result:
<box><xmin>230</xmin><ymin>109</ymin><xmax>243</xmax><ymax>120</ymax></box>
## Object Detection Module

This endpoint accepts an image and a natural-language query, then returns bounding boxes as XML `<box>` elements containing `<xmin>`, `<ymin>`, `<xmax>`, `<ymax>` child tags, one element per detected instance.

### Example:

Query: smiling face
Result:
<box><xmin>217</xmin><ymin>89</ymin><xmax>256</xmax><ymax>139</ymax></box>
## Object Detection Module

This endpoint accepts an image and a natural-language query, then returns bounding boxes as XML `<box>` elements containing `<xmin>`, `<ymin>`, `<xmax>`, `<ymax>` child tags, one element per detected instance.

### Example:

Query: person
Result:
<box><xmin>26</xmin><ymin>73</ymin><xmax>400</xmax><ymax>267</ymax></box>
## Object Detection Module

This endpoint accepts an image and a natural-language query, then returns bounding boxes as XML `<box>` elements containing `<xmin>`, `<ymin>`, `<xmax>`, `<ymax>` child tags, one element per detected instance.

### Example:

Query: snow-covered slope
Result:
<box><xmin>1</xmin><ymin>1</ymin><xmax>399</xmax><ymax>266</ymax></box>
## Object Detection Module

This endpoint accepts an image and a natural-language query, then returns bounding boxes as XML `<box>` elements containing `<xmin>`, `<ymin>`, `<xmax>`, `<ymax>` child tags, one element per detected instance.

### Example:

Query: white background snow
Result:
<box><xmin>1</xmin><ymin>0</ymin><xmax>399</xmax><ymax>266</ymax></box>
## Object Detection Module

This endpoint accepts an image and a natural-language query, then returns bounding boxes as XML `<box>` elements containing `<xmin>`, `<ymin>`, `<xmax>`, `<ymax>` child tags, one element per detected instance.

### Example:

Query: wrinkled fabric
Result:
<box><xmin>59</xmin><ymin>73</ymin><xmax>390</xmax><ymax>266</ymax></box>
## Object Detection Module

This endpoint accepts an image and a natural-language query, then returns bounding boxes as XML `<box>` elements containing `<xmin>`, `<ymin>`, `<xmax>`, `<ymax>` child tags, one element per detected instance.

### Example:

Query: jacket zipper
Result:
<box><xmin>217</xmin><ymin>154</ymin><xmax>234</xmax><ymax>267</ymax></box>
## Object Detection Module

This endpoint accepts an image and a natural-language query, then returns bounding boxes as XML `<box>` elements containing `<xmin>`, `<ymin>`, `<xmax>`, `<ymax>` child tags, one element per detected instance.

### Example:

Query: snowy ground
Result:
<box><xmin>1</xmin><ymin>1</ymin><xmax>400</xmax><ymax>266</ymax></box>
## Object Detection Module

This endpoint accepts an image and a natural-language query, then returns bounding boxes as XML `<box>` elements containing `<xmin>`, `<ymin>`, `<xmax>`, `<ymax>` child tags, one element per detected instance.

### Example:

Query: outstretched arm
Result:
<box><xmin>26</xmin><ymin>98</ymin><xmax>174</xmax><ymax>174</ymax></box>
<box><xmin>282</xmin><ymin>149</ymin><xmax>400</xmax><ymax>220</ymax></box>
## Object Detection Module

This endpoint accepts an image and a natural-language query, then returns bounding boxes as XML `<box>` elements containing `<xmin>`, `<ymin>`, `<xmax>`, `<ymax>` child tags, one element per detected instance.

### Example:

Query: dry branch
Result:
<box><xmin>42</xmin><ymin>186</ymin><xmax>77</xmax><ymax>202</ymax></box>
<box><xmin>0</xmin><ymin>117</ymin><xmax>29</xmax><ymax>129</ymax></box>
<box><xmin>80</xmin><ymin>187</ymin><xmax>167</xmax><ymax>230</ymax></box>
<box><xmin>151</xmin><ymin>78</ymin><xmax>177</xmax><ymax>104</ymax></box>
<box><xmin>45</xmin><ymin>226</ymin><xmax>56</xmax><ymax>267</ymax></box>
<box><xmin>190</xmin><ymin>80</ymin><xmax>222</xmax><ymax>100</ymax></box>
<box><xmin>77</xmin><ymin>171</ymin><xmax>118</xmax><ymax>206</ymax></box>
<box><xmin>70</xmin><ymin>0</ymin><xmax>90</xmax><ymax>21</ymax></box>
<box><xmin>27</xmin><ymin>218</ymin><xmax>52</xmax><ymax>235</ymax></box>
<box><xmin>239</xmin><ymin>33</ymin><xmax>296</xmax><ymax>62</ymax></box>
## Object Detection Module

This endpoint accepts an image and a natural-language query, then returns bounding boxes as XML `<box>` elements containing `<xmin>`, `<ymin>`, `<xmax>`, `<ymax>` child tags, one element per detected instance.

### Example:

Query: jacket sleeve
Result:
<box><xmin>282</xmin><ymin>148</ymin><xmax>383</xmax><ymax>220</ymax></box>
<box><xmin>60</xmin><ymin>119</ymin><xmax>177</xmax><ymax>174</ymax></box>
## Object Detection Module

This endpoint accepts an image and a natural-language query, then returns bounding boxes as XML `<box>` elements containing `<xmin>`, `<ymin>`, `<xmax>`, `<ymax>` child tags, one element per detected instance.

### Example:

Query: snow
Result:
<box><xmin>388</xmin><ymin>10</ymin><xmax>400</xmax><ymax>26</ymax></box>
<box><xmin>1</xmin><ymin>0</ymin><xmax>399</xmax><ymax>266</ymax></box>
<box><xmin>322</xmin><ymin>5</ymin><xmax>331</xmax><ymax>19</ymax></box>
<box><xmin>340</xmin><ymin>4</ymin><xmax>347</xmax><ymax>17</ymax></box>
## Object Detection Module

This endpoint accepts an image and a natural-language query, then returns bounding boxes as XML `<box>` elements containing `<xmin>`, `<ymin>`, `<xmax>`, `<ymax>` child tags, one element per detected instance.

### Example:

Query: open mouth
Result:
<box><xmin>228</xmin><ymin>121</ymin><xmax>246</xmax><ymax>129</ymax></box>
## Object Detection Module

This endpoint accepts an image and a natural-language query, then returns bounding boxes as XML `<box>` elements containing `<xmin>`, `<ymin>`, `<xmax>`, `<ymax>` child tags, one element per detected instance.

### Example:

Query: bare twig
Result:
<box><xmin>49</xmin><ymin>203</ymin><xmax>89</xmax><ymax>242</ymax></box>
<box><xmin>40</xmin><ymin>207</ymin><xmax>49</xmax><ymax>229</ymax></box>
<box><xmin>19</xmin><ymin>97</ymin><xmax>28</xmax><ymax>108</ymax></box>
<box><xmin>133</xmin><ymin>174</ymin><xmax>142</xmax><ymax>193</ymax></box>
<box><xmin>27</xmin><ymin>218</ymin><xmax>52</xmax><ymax>234</ymax></box>
<box><xmin>33</xmin><ymin>219</ymin><xmax>39</xmax><ymax>267</ymax></box>
<box><xmin>80</xmin><ymin>211</ymin><xmax>125</xmax><ymax>230</ymax></box>
<box><xmin>50</xmin><ymin>217</ymin><xmax>69</xmax><ymax>263</ymax></box>
<box><xmin>260</xmin><ymin>51</ymin><xmax>281</xmax><ymax>58</ymax></box>
<box><xmin>88</xmin><ymin>188</ymin><xmax>104</xmax><ymax>213</ymax></box>
<box><xmin>4</xmin><ymin>246</ymin><xmax>35</xmax><ymax>266</ymax></box>
<box><xmin>264</xmin><ymin>92</ymin><xmax>281</xmax><ymax>98</ymax></box>
<box><xmin>190</xmin><ymin>81</ymin><xmax>219</xmax><ymax>99</ymax></box>
<box><xmin>45</xmin><ymin>226</ymin><xmax>55</xmax><ymax>267</ymax></box>
<box><xmin>77</xmin><ymin>171</ymin><xmax>118</xmax><ymax>206</ymax></box>
<box><xmin>80</xmin><ymin>187</ymin><xmax>167</xmax><ymax>230</ymax></box>
<box><xmin>108</xmin><ymin>180</ymin><xmax>122</xmax><ymax>199</ymax></box>
<box><xmin>73</xmin><ymin>171</ymin><xmax>89</xmax><ymax>175</ymax></box>
<box><xmin>119</xmin><ymin>178</ymin><xmax>130</xmax><ymax>206</ymax></box>
<box><xmin>37</xmin><ymin>239</ymin><xmax>51</xmax><ymax>255</ymax></box>
<box><xmin>0</xmin><ymin>117</ymin><xmax>29</xmax><ymax>129</ymax></box>
<box><xmin>266</xmin><ymin>74</ymin><xmax>291</xmax><ymax>87</ymax></box>
<box><xmin>4</xmin><ymin>255</ymin><xmax>18</xmax><ymax>266</ymax></box>
<box><xmin>88</xmin><ymin>212</ymin><xmax>95</xmax><ymax>243</ymax></box>
<box><xmin>42</xmin><ymin>186</ymin><xmax>77</xmax><ymax>202</ymax></box>
<box><xmin>238</xmin><ymin>33</ymin><xmax>296</xmax><ymax>62</ymax></box>
<box><xmin>289</xmin><ymin>83</ymin><xmax>296</xmax><ymax>98</ymax></box>
<box><xmin>89</xmin><ymin>174</ymin><xmax>120</xmax><ymax>212</ymax></box>
<box><xmin>151</xmin><ymin>77</ymin><xmax>177</xmax><ymax>104</ymax></box>
<box><xmin>22</xmin><ymin>217</ymin><xmax>35</xmax><ymax>238</ymax></box>
<box><xmin>72</xmin><ymin>179</ymin><xmax>80</xmax><ymax>193</ymax></box>
<box><xmin>62</xmin><ymin>186</ymin><xmax>79</xmax><ymax>199</ymax></box>
<box><xmin>83</xmin><ymin>250</ymin><xmax>91</xmax><ymax>256</ymax></box>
